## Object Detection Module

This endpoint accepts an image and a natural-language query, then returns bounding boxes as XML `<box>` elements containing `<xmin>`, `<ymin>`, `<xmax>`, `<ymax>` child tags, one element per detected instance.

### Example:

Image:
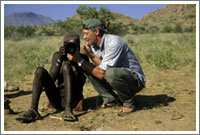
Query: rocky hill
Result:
<box><xmin>5</xmin><ymin>12</ymin><xmax>55</xmax><ymax>26</ymax></box>
<box><xmin>72</xmin><ymin>4</ymin><xmax>196</xmax><ymax>32</ymax></box>
<box><xmin>138</xmin><ymin>4</ymin><xmax>196</xmax><ymax>30</ymax></box>
<box><xmin>112</xmin><ymin>12</ymin><xmax>137</xmax><ymax>24</ymax></box>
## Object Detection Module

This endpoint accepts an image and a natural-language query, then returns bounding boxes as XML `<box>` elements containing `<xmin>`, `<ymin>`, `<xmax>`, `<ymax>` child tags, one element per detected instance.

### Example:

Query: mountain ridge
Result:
<box><xmin>5</xmin><ymin>12</ymin><xmax>55</xmax><ymax>26</ymax></box>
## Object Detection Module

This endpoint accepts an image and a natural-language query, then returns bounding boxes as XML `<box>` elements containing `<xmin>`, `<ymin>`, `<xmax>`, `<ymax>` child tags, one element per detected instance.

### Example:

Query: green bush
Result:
<box><xmin>109</xmin><ymin>22</ymin><xmax>128</xmax><ymax>36</ymax></box>
<box><xmin>40</xmin><ymin>27</ymin><xmax>55</xmax><ymax>36</ymax></box>
<box><xmin>129</xmin><ymin>23</ymin><xmax>146</xmax><ymax>34</ymax></box>
<box><xmin>187</xmin><ymin>14</ymin><xmax>195</xmax><ymax>19</ymax></box>
<box><xmin>4</xmin><ymin>25</ymin><xmax>16</xmax><ymax>39</ymax></box>
<box><xmin>184</xmin><ymin>26</ymin><xmax>194</xmax><ymax>33</ymax></box>
<box><xmin>162</xmin><ymin>26</ymin><xmax>173</xmax><ymax>33</ymax></box>
<box><xmin>148</xmin><ymin>26</ymin><xmax>159</xmax><ymax>34</ymax></box>
<box><xmin>174</xmin><ymin>24</ymin><xmax>182</xmax><ymax>33</ymax></box>
<box><xmin>4</xmin><ymin>25</ymin><xmax>36</xmax><ymax>40</ymax></box>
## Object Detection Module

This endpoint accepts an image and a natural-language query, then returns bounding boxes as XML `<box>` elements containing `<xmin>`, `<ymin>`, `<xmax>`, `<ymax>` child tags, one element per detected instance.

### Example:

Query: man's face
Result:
<box><xmin>83</xmin><ymin>29</ymin><xmax>97</xmax><ymax>46</ymax></box>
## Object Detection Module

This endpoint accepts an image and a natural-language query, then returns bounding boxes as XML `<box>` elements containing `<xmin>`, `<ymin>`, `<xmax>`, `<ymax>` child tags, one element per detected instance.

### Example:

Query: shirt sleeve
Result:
<box><xmin>99</xmin><ymin>38</ymin><xmax>123</xmax><ymax>71</ymax></box>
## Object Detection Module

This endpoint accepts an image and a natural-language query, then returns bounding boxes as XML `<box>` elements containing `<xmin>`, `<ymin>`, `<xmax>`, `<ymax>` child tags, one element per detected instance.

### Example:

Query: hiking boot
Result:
<box><xmin>16</xmin><ymin>108</ymin><xmax>41</xmax><ymax>123</ymax></box>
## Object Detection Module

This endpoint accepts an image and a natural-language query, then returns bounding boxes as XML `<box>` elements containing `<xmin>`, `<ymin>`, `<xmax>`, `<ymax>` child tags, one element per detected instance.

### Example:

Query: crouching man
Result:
<box><xmin>67</xmin><ymin>19</ymin><xmax>146</xmax><ymax>116</ymax></box>
<box><xmin>16</xmin><ymin>32</ymin><xmax>88</xmax><ymax>123</ymax></box>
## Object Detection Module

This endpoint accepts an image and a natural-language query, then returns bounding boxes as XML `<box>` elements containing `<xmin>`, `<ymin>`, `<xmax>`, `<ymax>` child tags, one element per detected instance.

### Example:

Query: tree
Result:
<box><xmin>98</xmin><ymin>7</ymin><xmax>115</xmax><ymax>30</ymax></box>
<box><xmin>62</xmin><ymin>18</ymin><xmax>82</xmax><ymax>33</ymax></box>
<box><xmin>25</xmin><ymin>26</ymin><xmax>36</xmax><ymax>37</ymax></box>
<box><xmin>76</xmin><ymin>5</ymin><xmax>116</xmax><ymax>33</ymax></box>
<box><xmin>76</xmin><ymin>5</ymin><xmax>98</xmax><ymax>22</ymax></box>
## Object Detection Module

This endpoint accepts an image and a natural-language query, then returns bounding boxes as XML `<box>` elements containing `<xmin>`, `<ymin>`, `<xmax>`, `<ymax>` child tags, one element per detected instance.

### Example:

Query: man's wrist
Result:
<box><xmin>89</xmin><ymin>54</ymin><xmax>95</xmax><ymax>59</ymax></box>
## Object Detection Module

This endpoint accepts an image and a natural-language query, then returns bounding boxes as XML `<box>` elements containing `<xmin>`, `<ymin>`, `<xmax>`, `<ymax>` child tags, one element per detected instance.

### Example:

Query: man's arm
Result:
<box><xmin>81</xmin><ymin>61</ymin><xmax>105</xmax><ymax>80</ymax></box>
<box><xmin>82</xmin><ymin>45</ymin><xmax>102</xmax><ymax>66</ymax></box>
<box><xmin>88</xmin><ymin>53</ymin><xmax>102</xmax><ymax>66</ymax></box>
<box><xmin>67</xmin><ymin>51</ymin><xmax>105</xmax><ymax>80</ymax></box>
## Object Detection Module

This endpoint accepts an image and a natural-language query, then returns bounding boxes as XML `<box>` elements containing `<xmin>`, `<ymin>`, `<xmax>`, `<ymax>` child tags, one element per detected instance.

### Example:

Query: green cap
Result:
<box><xmin>83</xmin><ymin>18</ymin><xmax>106</xmax><ymax>32</ymax></box>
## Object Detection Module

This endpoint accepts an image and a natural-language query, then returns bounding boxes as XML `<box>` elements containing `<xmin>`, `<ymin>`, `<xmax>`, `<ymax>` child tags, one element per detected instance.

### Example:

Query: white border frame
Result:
<box><xmin>1</xmin><ymin>1</ymin><xmax>199</xmax><ymax>134</ymax></box>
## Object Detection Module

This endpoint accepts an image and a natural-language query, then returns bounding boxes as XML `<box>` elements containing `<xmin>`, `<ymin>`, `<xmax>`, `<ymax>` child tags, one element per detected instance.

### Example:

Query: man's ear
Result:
<box><xmin>94</xmin><ymin>29</ymin><xmax>100</xmax><ymax>36</ymax></box>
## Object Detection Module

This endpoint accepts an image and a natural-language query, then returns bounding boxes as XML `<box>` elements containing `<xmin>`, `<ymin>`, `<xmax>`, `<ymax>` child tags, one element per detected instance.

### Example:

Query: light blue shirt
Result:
<box><xmin>91</xmin><ymin>34</ymin><xmax>146</xmax><ymax>83</ymax></box>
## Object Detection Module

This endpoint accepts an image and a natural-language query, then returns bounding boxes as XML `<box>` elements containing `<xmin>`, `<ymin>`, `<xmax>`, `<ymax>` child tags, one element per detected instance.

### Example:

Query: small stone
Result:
<box><xmin>171</xmin><ymin>114</ymin><xmax>184</xmax><ymax>120</ymax></box>
<box><xmin>155</xmin><ymin>120</ymin><xmax>162</xmax><ymax>124</ymax></box>
<box><xmin>6</xmin><ymin>85</ymin><xmax>19</xmax><ymax>92</ymax></box>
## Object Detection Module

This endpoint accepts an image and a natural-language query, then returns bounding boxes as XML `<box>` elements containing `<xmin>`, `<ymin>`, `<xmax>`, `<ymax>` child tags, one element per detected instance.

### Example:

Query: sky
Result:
<box><xmin>4</xmin><ymin>4</ymin><xmax>166</xmax><ymax>21</ymax></box>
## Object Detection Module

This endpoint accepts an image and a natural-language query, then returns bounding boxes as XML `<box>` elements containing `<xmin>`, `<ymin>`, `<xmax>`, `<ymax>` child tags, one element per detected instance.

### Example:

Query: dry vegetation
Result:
<box><xmin>4</xmin><ymin>32</ymin><xmax>197</xmax><ymax>131</ymax></box>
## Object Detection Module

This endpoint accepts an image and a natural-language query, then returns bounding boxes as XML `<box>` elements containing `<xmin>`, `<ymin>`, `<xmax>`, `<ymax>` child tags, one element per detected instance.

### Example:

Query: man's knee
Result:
<box><xmin>104</xmin><ymin>68</ymin><xmax>120</xmax><ymax>85</ymax></box>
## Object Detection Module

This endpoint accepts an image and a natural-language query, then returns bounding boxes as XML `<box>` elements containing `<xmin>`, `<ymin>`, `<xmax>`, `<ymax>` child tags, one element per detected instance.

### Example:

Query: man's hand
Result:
<box><xmin>82</xmin><ymin>45</ymin><xmax>94</xmax><ymax>58</ymax></box>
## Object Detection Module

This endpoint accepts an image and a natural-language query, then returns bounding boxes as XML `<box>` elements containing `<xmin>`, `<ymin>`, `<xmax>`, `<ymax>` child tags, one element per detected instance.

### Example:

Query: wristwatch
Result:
<box><xmin>78</xmin><ymin>59</ymin><xmax>85</xmax><ymax>67</ymax></box>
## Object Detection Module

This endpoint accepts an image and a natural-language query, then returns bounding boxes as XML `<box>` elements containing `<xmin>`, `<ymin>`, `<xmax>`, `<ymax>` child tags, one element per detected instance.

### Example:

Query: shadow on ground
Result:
<box><xmin>4</xmin><ymin>90</ymin><xmax>32</xmax><ymax>99</ymax></box>
<box><xmin>83</xmin><ymin>94</ymin><xmax>176</xmax><ymax>111</ymax></box>
<box><xmin>135</xmin><ymin>94</ymin><xmax>176</xmax><ymax>110</ymax></box>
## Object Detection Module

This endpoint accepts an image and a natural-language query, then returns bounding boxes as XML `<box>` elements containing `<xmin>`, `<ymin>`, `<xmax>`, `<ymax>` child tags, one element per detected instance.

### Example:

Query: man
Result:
<box><xmin>16</xmin><ymin>33</ymin><xmax>88</xmax><ymax>123</ymax></box>
<box><xmin>67</xmin><ymin>19</ymin><xmax>146</xmax><ymax>116</ymax></box>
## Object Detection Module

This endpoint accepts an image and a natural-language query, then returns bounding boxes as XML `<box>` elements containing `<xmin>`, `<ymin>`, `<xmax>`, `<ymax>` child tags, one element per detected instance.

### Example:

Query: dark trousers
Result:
<box><xmin>88</xmin><ymin>68</ymin><xmax>144</xmax><ymax>107</ymax></box>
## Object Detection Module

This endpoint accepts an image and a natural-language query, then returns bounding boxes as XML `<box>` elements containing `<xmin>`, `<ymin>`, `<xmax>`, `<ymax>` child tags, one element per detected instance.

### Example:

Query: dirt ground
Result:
<box><xmin>3</xmin><ymin>67</ymin><xmax>197</xmax><ymax>132</ymax></box>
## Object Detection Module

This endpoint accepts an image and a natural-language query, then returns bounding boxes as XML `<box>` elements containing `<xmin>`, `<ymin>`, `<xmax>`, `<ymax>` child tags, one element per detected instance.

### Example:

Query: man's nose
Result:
<box><xmin>83</xmin><ymin>35</ymin><xmax>87</xmax><ymax>40</ymax></box>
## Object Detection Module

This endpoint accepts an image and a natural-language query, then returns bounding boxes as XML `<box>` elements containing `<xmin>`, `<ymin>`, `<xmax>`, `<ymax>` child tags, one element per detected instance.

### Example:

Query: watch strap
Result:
<box><xmin>78</xmin><ymin>59</ymin><xmax>85</xmax><ymax>67</ymax></box>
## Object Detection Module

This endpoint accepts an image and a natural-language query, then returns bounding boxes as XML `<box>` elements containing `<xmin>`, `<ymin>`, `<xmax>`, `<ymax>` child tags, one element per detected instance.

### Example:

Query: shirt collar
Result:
<box><xmin>99</xmin><ymin>34</ymin><xmax>106</xmax><ymax>49</ymax></box>
<box><xmin>91</xmin><ymin>34</ymin><xmax>106</xmax><ymax>50</ymax></box>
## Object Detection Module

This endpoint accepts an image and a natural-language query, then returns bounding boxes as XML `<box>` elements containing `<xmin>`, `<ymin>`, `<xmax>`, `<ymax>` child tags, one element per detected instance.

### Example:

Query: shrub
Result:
<box><xmin>187</xmin><ymin>14</ymin><xmax>195</xmax><ymax>19</ymax></box>
<box><xmin>184</xmin><ymin>26</ymin><xmax>194</xmax><ymax>33</ymax></box>
<box><xmin>108</xmin><ymin>22</ymin><xmax>128</xmax><ymax>36</ymax></box>
<box><xmin>162</xmin><ymin>26</ymin><xmax>173</xmax><ymax>33</ymax></box>
<box><xmin>148</xmin><ymin>26</ymin><xmax>159</xmax><ymax>34</ymax></box>
<box><xmin>173</xmin><ymin>24</ymin><xmax>182</xmax><ymax>33</ymax></box>
<box><xmin>40</xmin><ymin>27</ymin><xmax>55</xmax><ymax>36</ymax></box>
<box><xmin>4</xmin><ymin>25</ymin><xmax>16</xmax><ymax>39</ymax></box>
